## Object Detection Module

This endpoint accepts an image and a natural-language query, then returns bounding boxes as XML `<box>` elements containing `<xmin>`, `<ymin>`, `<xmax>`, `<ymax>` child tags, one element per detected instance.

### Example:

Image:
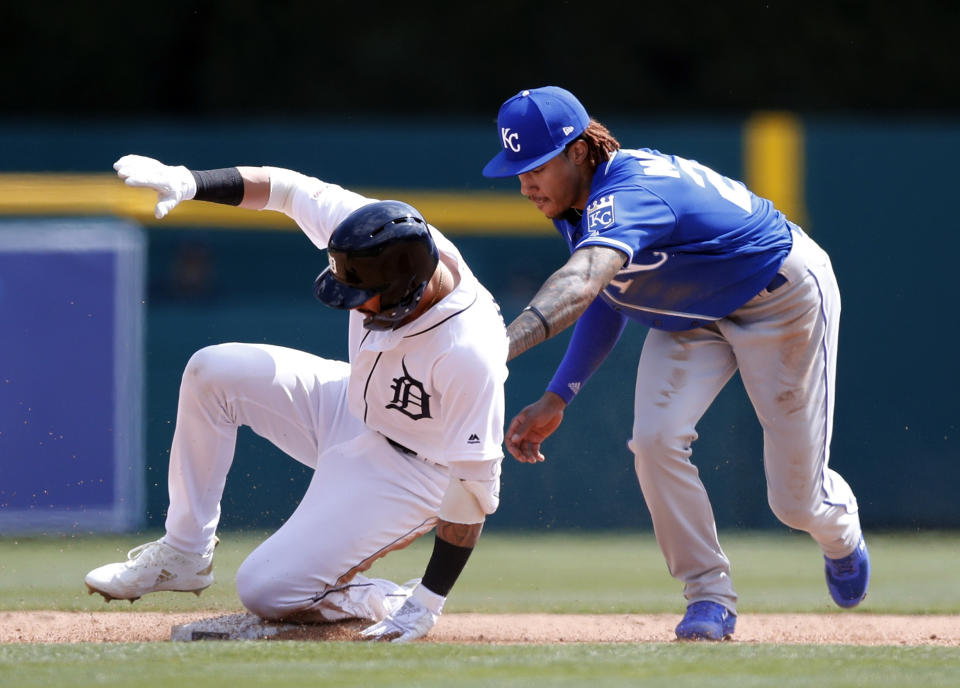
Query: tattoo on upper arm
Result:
<box><xmin>437</xmin><ymin>520</ymin><xmax>483</xmax><ymax>548</ymax></box>
<box><xmin>506</xmin><ymin>246</ymin><xmax>626</xmax><ymax>361</ymax></box>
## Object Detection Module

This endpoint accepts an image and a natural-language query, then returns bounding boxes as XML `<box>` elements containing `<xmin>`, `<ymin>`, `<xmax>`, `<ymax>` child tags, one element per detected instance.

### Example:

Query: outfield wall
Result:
<box><xmin>0</xmin><ymin>116</ymin><xmax>957</xmax><ymax>532</ymax></box>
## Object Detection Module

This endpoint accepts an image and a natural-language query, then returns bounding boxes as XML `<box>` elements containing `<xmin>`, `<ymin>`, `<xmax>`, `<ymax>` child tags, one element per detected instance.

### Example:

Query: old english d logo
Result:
<box><xmin>586</xmin><ymin>195</ymin><xmax>616</xmax><ymax>230</ymax></box>
<box><xmin>386</xmin><ymin>358</ymin><xmax>432</xmax><ymax>420</ymax></box>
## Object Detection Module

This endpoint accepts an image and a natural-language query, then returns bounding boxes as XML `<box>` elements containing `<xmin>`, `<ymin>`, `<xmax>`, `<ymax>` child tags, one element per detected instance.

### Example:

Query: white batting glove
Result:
<box><xmin>360</xmin><ymin>585</ymin><xmax>444</xmax><ymax>643</ymax></box>
<box><xmin>114</xmin><ymin>154</ymin><xmax>197</xmax><ymax>219</ymax></box>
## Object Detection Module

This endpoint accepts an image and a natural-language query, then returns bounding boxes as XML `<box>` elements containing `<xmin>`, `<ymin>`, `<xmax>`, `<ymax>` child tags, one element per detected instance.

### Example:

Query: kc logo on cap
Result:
<box><xmin>501</xmin><ymin>127</ymin><xmax>521</xmax><ymax>152</ymax></box>
<box><xmin>482</xmin><ymin>86</ymin><xmax>591</xmax><ymax>178</ymax></box>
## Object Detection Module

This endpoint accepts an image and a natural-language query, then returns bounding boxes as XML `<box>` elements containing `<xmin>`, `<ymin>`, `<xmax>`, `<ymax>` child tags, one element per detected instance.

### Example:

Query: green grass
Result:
<box><xmin>1</xmin><ymin>530</ymin><xmax>958</xmax><ymax>614</ymax></box>
<box><xmin>1</xmin><ymin>643</ymin><xmax>959</xmax><ymax>688</ymax></box>
<box><xmin>2</xmin><ymin>531</ymin><xmax>959</xmax><ymax>688</ymax></box>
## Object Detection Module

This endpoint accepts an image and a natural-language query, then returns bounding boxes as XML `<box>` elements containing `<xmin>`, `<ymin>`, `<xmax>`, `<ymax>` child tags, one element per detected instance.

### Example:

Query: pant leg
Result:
<box><xmin>235</xmin><ymin>431</ymin><xmax>447</xmax><ymax>622</ymax></box>
<box><xmin>629</xmin><ymin>326</ymin><xmax>740</xmax><ymax>612</ymax></box>
<box><xmin>163</xmin><ymin>342</ymin><xmax>363</xmax><ymax>554</ymax></box>
<box><xmin>722</xmin><ymin>230</ymin><xmax>860</xmax><ymax>559</ymax></box>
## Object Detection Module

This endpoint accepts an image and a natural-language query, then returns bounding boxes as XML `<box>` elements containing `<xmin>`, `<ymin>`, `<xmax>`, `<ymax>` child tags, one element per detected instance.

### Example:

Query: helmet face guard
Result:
<box><xmin>314</xmin><ymin>266</ymin><xmax>428</xmax><ymax>330</ymax></box>
<box><xmin>313</xmin><ymin>200</ymin><xmax>439</xmax><ymax>330</ymax></box>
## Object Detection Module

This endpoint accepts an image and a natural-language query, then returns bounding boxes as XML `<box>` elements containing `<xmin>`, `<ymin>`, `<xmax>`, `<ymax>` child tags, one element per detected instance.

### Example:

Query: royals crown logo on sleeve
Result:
<box><xmin>586</xmin><ymin>195</ymin><xmax>616</xmax><ymax>230</ymax></box>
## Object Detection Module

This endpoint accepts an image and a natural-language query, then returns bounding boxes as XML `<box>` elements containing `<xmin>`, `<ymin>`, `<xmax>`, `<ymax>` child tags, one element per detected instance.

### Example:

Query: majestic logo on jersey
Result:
<box><xmin>586</xmin><ymin>195</ymin><xmax>616</xmax><ymax>230</ymax></box>
<box><xmin>386</xmin><ymin>358</ymin><xmax>432</xmax><ymax>420</ymax></box>
<box><xmin>500</xmin><ymin>127</ymin><xmax>521</xmax><ymax>152</ymax></box>
<box><xmin>567</xmin><ymin>381</ymin><xmax>581</xmax><ymax>396</ymax></box>
<box><xmin>467</xmin><ymin>433</ymin><xmax>480</xmax><ymax>445</ymax></box>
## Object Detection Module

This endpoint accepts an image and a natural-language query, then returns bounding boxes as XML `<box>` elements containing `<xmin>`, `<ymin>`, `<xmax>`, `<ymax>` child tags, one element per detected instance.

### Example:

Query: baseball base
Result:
<box><xmin>170</xmin><ymin>613</ymin><xmax>300</xmax><ymax>641</ymax></box>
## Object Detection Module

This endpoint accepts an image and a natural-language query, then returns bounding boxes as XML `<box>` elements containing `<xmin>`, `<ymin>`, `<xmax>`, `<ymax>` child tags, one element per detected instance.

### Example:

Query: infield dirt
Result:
<box><xmin>2</xmin><ymin>611</ymin><xmax>958</xmax><ymax>645</ymax></box>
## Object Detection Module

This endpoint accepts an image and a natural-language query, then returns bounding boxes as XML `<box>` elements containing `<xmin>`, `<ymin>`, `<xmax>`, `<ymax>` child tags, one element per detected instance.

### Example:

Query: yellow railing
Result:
<box><xmin>0</xmin><ymin>174</ymin><xmax>551</xmax><ymax>235</ymax></box>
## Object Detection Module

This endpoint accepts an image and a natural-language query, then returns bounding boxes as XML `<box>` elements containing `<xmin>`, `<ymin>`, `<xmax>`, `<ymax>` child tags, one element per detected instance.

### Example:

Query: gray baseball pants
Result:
<box><xmin>629</xmin><ymin>228</ymin><xmax>861</xmax><ymax>614</ymax></box>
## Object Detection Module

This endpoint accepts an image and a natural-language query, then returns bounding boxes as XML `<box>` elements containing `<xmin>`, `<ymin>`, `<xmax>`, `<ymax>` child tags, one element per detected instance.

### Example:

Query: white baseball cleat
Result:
<box><xmin>85</xmin><ymin>538</ymin><xmax>217</xmax><ymax>602</ymax></box>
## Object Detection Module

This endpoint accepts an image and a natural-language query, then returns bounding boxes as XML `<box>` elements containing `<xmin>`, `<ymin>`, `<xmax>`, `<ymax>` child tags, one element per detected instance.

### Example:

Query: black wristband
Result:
<box><xmin>522</xmin><ymin>305</ymin><xmax>551</xmax><ymax>339</ymax></box>
<box><xmin>421</xmin><ymin>536</ymin><xmax>474</xmax><ymax>597</ymax></box>
<box><xmin>191</xmin><ymin>168</ymin><xmax>245</xmax><ymax>206</ymax></box>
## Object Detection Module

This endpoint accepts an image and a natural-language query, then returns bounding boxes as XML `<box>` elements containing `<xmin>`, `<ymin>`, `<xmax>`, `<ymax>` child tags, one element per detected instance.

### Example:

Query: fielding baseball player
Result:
<box><xmin>482</xmin><ymin>87</ymin><xmax>870</xmax><ymax>640</ymax></box>
<box><xmin>84</xmin><ymin>155</ymin><xmax>509</xmax><ymax>642</ymax></box>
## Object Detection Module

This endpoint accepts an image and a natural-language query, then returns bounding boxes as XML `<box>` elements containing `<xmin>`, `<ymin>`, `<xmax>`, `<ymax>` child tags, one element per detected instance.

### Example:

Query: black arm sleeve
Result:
<box><xmin>420</xmin><ymin>536</ymin><xmax>474</xmax><ymax>597</ymax></box>
<box><xmin>190</xmin><ymin>168</ymin><xmax>245</xmax><ymax>206</ymax></box>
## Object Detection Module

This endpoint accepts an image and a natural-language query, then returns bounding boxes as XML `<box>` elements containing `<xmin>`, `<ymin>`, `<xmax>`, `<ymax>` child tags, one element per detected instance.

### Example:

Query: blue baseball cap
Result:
<box><xmin>482</xmin><ymin>86</ymin><xmax>590</xmax><ymax>178</ymax></box>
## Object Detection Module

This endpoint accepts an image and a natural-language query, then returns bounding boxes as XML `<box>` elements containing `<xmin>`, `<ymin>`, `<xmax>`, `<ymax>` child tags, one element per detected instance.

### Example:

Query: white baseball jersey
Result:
<box><xmin>269</xmin><ymin>171</ymin><xmax>509</xmax><ymax>471</ymax></box>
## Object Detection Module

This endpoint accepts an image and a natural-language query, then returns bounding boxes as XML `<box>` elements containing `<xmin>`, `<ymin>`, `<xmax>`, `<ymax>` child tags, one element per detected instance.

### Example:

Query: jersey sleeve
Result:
<box><xmin>546</xmin><ymin>297</ymin><xmax>627</xmax><ymax>403</ymax></box>
<box><xmin>262</xmin><ymin>167</ymin><xmax>375</xmax><ymax>250</ymax></box>
<box><xmin>432</xmin><ymin>344</ymin><xmax>506</xmax><ymax>465</ymax></box>
<box><xmin>577</xmin><ymin>186</ymin><xmax>677</xmax><ymax>258</ymax></box>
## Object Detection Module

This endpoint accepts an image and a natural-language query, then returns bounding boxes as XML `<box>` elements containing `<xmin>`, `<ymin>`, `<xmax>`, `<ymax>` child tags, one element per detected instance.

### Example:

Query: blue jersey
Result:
<box><xmin>553</xmin><ymin>148</ymin><xmax>793</xmax><ymax>331</ymax></box>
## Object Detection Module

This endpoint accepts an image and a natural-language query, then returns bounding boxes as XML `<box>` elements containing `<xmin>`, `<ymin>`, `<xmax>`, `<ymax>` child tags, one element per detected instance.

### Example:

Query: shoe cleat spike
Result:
<box><xmin>86</xmin><ymin>584</ymin><xmax>113</xmax><ymax>602</ymax></box>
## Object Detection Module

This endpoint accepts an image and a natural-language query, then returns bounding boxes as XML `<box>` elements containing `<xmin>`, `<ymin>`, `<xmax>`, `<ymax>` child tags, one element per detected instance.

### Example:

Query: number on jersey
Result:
<box><xmin>627</xmin><ymin>150</ymin><xmax>752</xmax><ymax>213</ymax></box>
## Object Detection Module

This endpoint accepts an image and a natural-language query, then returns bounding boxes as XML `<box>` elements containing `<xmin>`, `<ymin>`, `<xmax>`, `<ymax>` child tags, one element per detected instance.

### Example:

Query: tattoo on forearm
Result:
<box><xmin>507</xmin><ymin>311</ymin><xmax>547</xmax><ymax>360</ymax></box>
<box><xmin>437</xmin><ymin>520</ymin><xmax>483</xmax><ymax>548</ymax></box>
<box><xmin>507</xmin><ymin>246</ymin><xmax>625</xmax><ymax>361</ymax></box>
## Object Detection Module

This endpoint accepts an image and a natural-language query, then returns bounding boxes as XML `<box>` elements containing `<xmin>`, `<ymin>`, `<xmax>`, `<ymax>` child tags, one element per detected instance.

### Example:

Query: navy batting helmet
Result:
<box><xmin>314</xmin><ymin>200</ymin><xmax>440</xmax><ymax>330</ymax></box>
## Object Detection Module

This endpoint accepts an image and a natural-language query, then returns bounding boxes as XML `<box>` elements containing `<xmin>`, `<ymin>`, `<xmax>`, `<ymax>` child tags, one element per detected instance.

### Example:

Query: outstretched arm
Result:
<box><xmin>114</xmin><ymin>154</ymin><xmax>368</xmax><ymax>249</ymax></box>
<box><xmin>113</xmin><ymin>154</ymin><xmax>274</xmax><ymax>217</ymax></box>
<box><xmin>507</xmin><ymin>245</ymin><xmax>626</xmax><ymax>360</ymax></box>
<box><xmin>506</xmin><ymin>299</ymin><xmax>627</xmax><ymax>462</ymax></box>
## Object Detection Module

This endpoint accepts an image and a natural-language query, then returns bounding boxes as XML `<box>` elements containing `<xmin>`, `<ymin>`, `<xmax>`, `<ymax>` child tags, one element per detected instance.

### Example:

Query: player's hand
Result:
<box><xmin>114</xmin><ymin>154</ymin><xmax>196</xmax><ymax>219</ymax></box>
<box><xmin>506</xmin><ymin>392</ymin><xmax>566</xmax><ymax>463</ymax></box>
<box><xmin>360</xmin><ymin>588</ymin><xmax>441</xmax><ymax>643</ymax></box>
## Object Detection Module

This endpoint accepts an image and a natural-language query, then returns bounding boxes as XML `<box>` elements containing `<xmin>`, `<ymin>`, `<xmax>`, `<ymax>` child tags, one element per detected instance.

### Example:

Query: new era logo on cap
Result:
<box><xmin>482</xmin><ymin>86</ymin><xmax>591</xmax><ymax>178</ymax></box>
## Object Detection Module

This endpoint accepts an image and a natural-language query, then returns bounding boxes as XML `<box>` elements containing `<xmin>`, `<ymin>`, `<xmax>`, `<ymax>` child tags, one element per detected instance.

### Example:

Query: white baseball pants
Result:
<box><xmin>161</xmin><ymin>343</ymin><xmax>447</xmax><ymax>621</ymax></box>
<box><xmin>629</xmin><ymin>228</ymin><xmax>861</xmax><ymax>613</ymax></box>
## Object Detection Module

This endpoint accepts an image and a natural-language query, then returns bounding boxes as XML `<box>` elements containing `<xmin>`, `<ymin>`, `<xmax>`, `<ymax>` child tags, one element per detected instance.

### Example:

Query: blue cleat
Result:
<box><xmin>675</xmin><ymin>601</ymin><xmax>736</xmax><ymax>640</ymax></box>
<box><xmin>824</xmin><ymin>537</ymin><xmax>870</xmax><ymax>608</ymax></box>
